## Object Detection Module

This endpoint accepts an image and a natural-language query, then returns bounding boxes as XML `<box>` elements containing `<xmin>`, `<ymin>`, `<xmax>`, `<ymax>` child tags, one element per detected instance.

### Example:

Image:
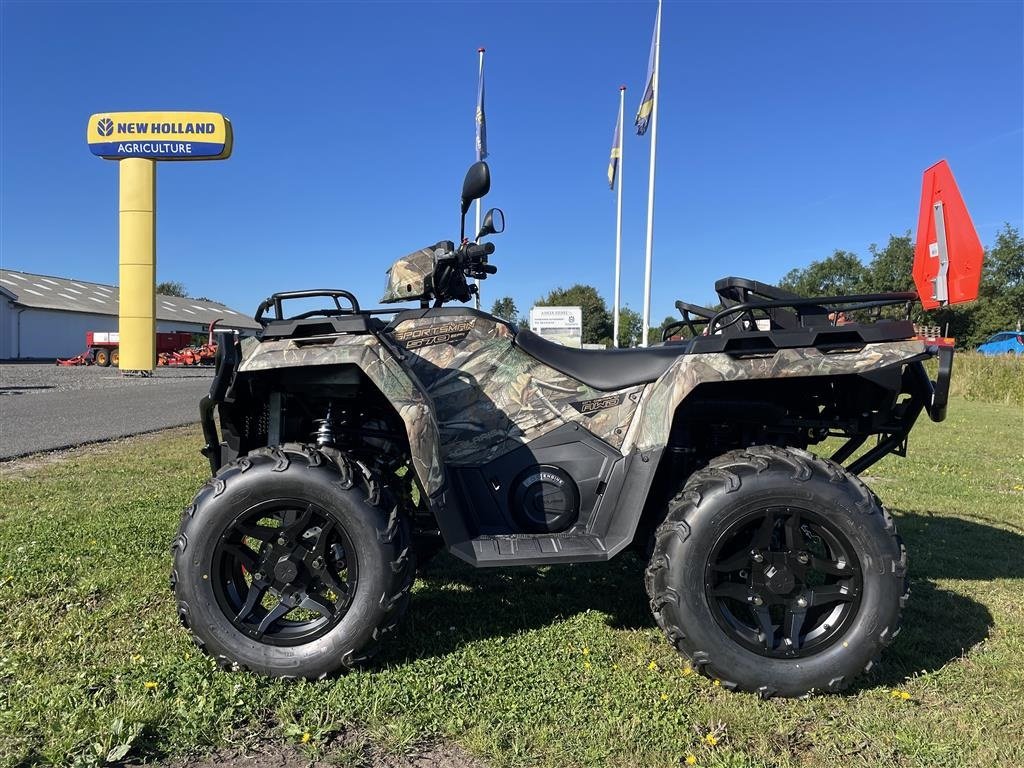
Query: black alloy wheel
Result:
<box><xmin>211</xmin><ymin>499</ymin><xmax>358</xmax><ymax>646</ymax></box>
<box><xmin>171</xmin><ymin>444</ymin><xmax>415</xmax><ymax>679</ymax></box>
<box><xmin>645</xmin><ymin>445</ymin><xmax>907</xmax><ymax>697</ymax></box>
<box><xmin>704</xmin><ymin>506</ymin><xmax>863</xmax><ymax>658</ymax></box>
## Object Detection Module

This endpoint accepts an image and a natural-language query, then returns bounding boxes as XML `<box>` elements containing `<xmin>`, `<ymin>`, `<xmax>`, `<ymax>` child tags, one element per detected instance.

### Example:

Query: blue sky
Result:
<box><xmin>2</xmin><ymin>1</ymin><xmax>1021</xmax><ymax>324</ymax></box>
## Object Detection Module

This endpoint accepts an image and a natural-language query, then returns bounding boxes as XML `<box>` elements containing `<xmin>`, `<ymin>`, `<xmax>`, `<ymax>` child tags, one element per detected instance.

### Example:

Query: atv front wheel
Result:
<box><xmin>645</xmin><ymin>446</ymin><xmax>907</xmax><ymax>697</ymax></box>
<box><xmin>171</xmin><ymin>444</ymin><xmax>414</xmax><ymax>678</ymax></box>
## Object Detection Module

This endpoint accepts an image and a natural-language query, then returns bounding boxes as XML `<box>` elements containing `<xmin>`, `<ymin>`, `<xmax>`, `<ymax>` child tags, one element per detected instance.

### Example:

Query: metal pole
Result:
<box><xmin>474</xmin><ymin>47</ymin><xmax>485</xmax><ymax>310</ymax></box>
<box><xmin>640</xmin><ymin>0</ymin><xmax>662</xmax><ymax>347</ymax></box>
<box><xmin>613</xmin><ymin>86</ymin><xmax>625</xmax><ymax>347</ymax></box>
<box><xmin>119</xmin><ymin>158</ymin><xmax>156</xmax><ymax>372</ymax></box>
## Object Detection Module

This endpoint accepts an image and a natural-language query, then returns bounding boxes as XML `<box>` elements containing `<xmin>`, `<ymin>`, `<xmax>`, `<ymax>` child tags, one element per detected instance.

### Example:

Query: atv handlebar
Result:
<box><xmin>461</xmin><ymin>241</ymin><xmax>496</xmax><ymax>280</ymax></box>
<box><xmin>430</xmin><ymin>240</ymin><xmax>498</xmax><ymax>306</ymax></box>
<box><xmin>462</xmin><ymin>242</ymin><xmax>495</xmax><ymax>262</ymax></box>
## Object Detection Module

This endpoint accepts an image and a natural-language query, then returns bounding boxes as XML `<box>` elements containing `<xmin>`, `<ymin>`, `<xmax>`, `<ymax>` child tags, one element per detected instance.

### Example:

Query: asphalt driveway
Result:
<box><xmin>0</xmin><ymin>363</ymin><xmax>214</xmax><ymax>459</ymax></box>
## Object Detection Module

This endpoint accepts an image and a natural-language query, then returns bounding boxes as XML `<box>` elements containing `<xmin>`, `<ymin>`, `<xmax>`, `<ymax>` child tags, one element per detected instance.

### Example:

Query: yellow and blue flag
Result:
<box><xmin>635</xmin><ymin>3</ymin><xmax>661</xmax><ymax>135</ymax></box>
<box><xmin>476</xmin><ymin>53</ymin><xmax>488</xmax><ymax>161</ymax></box>
<box><xmin>608</xmin><ymin>100</ymin><xmax>623</xmax><ymax>189</ymax></box>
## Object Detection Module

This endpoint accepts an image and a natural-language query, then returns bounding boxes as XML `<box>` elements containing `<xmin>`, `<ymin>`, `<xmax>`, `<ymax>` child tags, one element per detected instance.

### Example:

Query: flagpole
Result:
<box><xmin>613</xmin><ymin>85</ymin><xmax>625</xmax><ymax>347</ymax></box>
<box><xmin>640</xmin><ymin>0</ymin><xmax>661</xmax><ymax>347</ymax></box>
<box><xmin>474</xmin><ymin>47</ymin><xmax>485</xmax><ymax>310</ymax></box>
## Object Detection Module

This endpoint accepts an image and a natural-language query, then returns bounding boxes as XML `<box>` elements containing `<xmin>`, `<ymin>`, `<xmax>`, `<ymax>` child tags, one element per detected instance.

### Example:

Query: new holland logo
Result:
<box><xmin>97</xmin><ymin>117</ymin><xmax>114</xmax><ymax>137</ymax></box>
<box><xmin>569</xmin><ymin>393</ymin><xmax>624</xmax><ymax>415</ymax></box>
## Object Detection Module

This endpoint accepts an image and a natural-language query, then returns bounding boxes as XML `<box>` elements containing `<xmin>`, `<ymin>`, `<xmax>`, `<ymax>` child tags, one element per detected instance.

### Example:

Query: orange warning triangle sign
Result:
<box><xmin>913</xmin><ymin>160</ymin><xmax>984</xmax><ymax>309</ymax></box>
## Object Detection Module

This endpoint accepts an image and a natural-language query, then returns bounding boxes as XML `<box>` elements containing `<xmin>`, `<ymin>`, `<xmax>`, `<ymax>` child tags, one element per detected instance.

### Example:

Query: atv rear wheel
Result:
<box><xmin>645</xmin><ymin>445</ymin><xmax>907</xmax><ymax>697</ymax></box>
<box><xmin>171</xmin><ymin>444</ymin><xmax>414</xmax><ymax>678</ymax></box>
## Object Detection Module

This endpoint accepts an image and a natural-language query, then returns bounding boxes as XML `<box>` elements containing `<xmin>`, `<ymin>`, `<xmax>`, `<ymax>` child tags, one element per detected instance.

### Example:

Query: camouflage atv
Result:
<box><xmin>172</xmin><ymin>160</ymin><xmax>981</xmax><ymax>697</ymax></box>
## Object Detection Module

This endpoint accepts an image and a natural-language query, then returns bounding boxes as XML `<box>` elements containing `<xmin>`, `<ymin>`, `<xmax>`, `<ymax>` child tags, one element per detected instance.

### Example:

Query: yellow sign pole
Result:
<box><xmin>118</xmin><ymin>158</ymin><xmax>157</xmax><ymax>372</ymax></box>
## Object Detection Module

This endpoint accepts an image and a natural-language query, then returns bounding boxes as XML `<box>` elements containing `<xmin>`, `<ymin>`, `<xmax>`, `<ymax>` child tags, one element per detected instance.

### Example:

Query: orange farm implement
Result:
<box><xmin>56</xmin><ymin>320</ymin><xmax>223</xmax><ymax>367</ymax></box>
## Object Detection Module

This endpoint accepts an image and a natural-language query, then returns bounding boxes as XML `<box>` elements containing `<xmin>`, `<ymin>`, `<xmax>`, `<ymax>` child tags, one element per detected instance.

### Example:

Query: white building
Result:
<box><xmin>0</xmin><ymin>268</ymin><xmax>260</xmax><ymax>360</ymax></box>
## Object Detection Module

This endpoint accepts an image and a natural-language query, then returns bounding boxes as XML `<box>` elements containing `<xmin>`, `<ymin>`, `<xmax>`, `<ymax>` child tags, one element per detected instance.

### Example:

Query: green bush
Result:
<box><xmin>925</xmin><ymin>351</ymin><xmax>1024</xmax><ymax>406</ymax></box>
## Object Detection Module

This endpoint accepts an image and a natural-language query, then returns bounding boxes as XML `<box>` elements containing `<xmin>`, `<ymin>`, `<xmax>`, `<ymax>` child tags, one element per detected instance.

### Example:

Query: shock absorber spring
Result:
<box><xmin>314</xmin><ymin>402</ymin><xmax>336</xmax><ymax>449</ymax></box>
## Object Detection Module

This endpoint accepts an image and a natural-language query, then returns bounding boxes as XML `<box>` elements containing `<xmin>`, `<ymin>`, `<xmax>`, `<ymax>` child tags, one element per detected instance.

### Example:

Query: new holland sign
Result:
<box><xmin>87</xmin><ymin>110</ymin><xmax>232</xmax><ymax>372</ymax></box>
<box><xmin>87</xmin><ymin>111</ymin><xmax>232</xmax><ymax>160</ymax></box>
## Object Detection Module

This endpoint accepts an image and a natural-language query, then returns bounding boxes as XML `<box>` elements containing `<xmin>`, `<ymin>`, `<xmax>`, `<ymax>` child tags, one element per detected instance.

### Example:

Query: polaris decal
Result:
<box><xmin>569</xmin><ymin>393</ymin><xmax>624</xmax><ymax>415</ymax></box>
<box><xmin>394</xmin><ymin>320</ymin><xmax>475</xmax><ymax>349</ymax></box>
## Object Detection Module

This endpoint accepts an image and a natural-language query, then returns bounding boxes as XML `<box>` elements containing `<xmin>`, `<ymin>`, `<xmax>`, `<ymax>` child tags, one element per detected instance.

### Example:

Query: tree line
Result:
<box><xmin>491</xmin><ymin>286</ymin><xmax>647</xmax><ymax>348</ymax></box>
<box><xmin>491</xmin><ymin>224</ymin><xmax>1023</xmax><ymax>349</ymax></box>
<box><xmin>156</xmin><ymin>281</ymin><xmax>218</xmax><ymax>304</ymax></box>
<box><xmin>777</xmin><ymin>224</ymin><xmax>1022</xmax><ymax>348</ymax></box>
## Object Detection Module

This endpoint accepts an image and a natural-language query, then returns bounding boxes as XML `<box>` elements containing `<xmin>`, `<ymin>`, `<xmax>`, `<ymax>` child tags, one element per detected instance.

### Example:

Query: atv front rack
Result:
<box><xmin>255</xmin><ymin>289</ymin><xmax>362</xmax><ymax>326</ymax></box>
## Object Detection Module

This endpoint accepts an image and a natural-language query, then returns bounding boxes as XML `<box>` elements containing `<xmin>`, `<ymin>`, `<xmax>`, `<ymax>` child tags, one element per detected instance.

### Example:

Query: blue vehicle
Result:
<box><xmin>977</xmin><ymin>331</ymin><xmax>1024</xmax><ymax>356</ymax></box>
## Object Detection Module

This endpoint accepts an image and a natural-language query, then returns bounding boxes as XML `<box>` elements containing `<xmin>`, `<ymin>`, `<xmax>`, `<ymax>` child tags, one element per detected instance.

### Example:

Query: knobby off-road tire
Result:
<box><xmin>170</xmin><ymin>444</ymin><xmax>414</xmax><ymax>679</ymax></box>
<box><xmin>645</xmin><ymin>445</ymin><xmax>908</xmax><ymax>698</ymax></box>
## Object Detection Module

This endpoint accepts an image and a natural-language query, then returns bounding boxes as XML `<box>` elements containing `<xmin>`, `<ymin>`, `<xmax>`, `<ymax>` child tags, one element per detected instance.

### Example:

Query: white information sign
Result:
<box><xmin>529</xmin><ymin>306</ymin><xmax>583</xmax><ymax>348</ymax></box>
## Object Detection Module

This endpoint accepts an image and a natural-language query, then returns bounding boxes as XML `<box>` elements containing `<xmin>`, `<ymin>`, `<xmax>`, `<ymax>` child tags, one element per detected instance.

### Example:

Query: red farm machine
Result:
<box><xmin>57</xmin><ymin>320</ymin><xmax>223</xmax><ymax>367</ymax></box>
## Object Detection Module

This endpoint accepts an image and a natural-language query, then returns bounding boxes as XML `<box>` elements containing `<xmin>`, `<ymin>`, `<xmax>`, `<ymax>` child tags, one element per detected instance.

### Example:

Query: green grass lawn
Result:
<box><xmin>1</xmin><ymin>398</ymin><xmax>1022</xmax><ymax>768</ymax></box>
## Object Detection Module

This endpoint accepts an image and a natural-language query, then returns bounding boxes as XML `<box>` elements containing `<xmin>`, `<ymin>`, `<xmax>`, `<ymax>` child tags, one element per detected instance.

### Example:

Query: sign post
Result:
<box><xmin>119</xmin><ymin>158</ymin><xmax>156</xmax><ymax>371</ymax></box>
<box><xmin>87</xmin><ymin>111</ymin><xmax>232</xmax><ymax>373</ymax></box>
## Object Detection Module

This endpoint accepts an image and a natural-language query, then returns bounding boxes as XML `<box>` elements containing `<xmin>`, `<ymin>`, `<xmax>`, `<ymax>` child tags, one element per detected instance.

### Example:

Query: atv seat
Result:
<box><xmin>514</xmin><ymin>329</ymin><xmax>690</xmax><ymax>391</ymax></box>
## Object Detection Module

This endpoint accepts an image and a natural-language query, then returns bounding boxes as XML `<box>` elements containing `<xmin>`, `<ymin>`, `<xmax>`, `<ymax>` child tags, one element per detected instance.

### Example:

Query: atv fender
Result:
<box><xmin>627</xmin><ymin>340</ymin><xmax>929</xmax><ymax>454</ymax></box>
<box><xmin>238</xmin><ymin>334</ymin><xmax>444</xmax><ymax>495</ymax></box>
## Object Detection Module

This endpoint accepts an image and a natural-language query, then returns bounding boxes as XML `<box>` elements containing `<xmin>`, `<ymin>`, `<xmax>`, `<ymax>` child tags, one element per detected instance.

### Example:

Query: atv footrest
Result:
<box><xmin>455</xmin><ymin>533</ymin><xmax>611</xmax><ymax>567</ymax></box>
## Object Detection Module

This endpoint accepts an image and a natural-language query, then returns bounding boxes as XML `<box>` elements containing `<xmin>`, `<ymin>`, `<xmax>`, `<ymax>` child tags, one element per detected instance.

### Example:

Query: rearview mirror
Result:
<box><xmin>476</xmin><ymin>207</ymin><xmax>505</xmax><ymax>240</ymax></box>
<box><xmin>460</xmin><ymin>161</ymin><xmax>491</xmax><ymax>215</ymax></box>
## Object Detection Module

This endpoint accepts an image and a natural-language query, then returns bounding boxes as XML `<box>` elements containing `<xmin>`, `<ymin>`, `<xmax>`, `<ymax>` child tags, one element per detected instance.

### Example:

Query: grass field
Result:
<box><xmin>1</xmin><ymin>398</ymin><xmax>1022</xmax><ymax>768</ymax></box>
<box><xmin>926</xmin><ymin>351</ymin><xmax>1023</xmax><ymax>406</ymax></box>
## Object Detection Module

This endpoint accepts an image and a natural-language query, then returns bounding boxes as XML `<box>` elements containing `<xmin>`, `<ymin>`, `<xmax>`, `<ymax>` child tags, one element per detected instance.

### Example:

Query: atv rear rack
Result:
<box><xmin>665</xmin><ymin>277</ymin><xmax>923</xmax><ymax>354</ymax></box>
<box><xmin>705</xmin><ymin>290</ymin><xmax>918</xmax><ymax>336</ymax></box>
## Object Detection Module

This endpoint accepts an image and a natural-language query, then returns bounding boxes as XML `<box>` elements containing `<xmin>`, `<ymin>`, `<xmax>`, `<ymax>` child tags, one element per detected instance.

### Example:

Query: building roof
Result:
<box><xmin>0</xmin><ymin>268</ymin><xmax>261</xmax><ymax>330</ymax></box>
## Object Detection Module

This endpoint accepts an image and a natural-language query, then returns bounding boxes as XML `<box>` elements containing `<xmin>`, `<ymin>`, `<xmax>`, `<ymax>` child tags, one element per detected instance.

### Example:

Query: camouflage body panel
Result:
<box><xmin>237</xmin><ymin>334</ymin><xmax>444</xmax><ymax>495</ymax></box>
<box><xmin>234</xmin><ymin>311</ymin><xmax>925</xmax><ymax>496</ymax></box>
<box><xmin>380</xmin><ymin>245</ymin><xmax>443</xmax><ymax>304</ymax></box>
<box><xmin>389</xmin><ymin>314</ymin><xmax>642</xmax><ymax>465</ymax></box>
<box><xmin>626</xmin><ymin>340</ymin><xmax>929</xmax><ymax>453</ymax></box>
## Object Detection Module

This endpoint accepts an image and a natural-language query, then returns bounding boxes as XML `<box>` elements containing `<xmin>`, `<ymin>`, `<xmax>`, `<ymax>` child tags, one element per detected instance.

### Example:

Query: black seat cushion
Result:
<box><xmin>514</xmin><ymin>329</ymin><xmax>690</xmax><ymax>391</ymax></box>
